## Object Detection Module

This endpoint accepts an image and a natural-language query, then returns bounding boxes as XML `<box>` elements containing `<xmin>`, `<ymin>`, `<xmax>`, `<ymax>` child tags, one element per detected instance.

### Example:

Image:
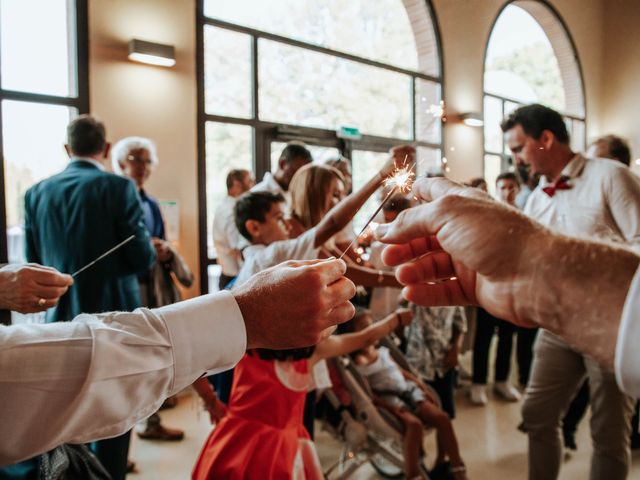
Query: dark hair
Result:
<box><xmin>495</xmin><ymin>172</ymin><xmax>520</xmax><ymax>185</ymax></box>
<box><xmin>382</xmin><ymin>194</ymin><xmax>411</xmax><ymax>213</ymax></box>
<box><xmin>279</xmin><ymin>142</ymin><xmax>312</xmax><ymax>165</ymax></box>
<box><xmin>500</xmin><ymin>103</ymin><xmax>569</xmax><ymax>144</ymax></box>
<box><xmin>468</xmin><ymin>177</ymin><xmax>487</xmax><ymax>189</ymax></box>
<box><xmin>226</xmin><ymin>169</ymin><xmax>249</xmax><ymax>192</ymax></box>
<box><xmin>250</xmin><ymin>346</ymin><xmax>316</xmax><ymax>361</ymax></box>
<box><xmin>234</xmin><ymin>191</ymin><xmax>285</xmax><ymax>242</ymax></box>
<box><xmin>593</xmin><ymin>135</ymin><xmax>631</xmax><ymax>166</ymax></box>
<box><xmin>337</xmin><ymin>307</ymin><xmax>371</xmax><ymax>335</ymax></box>
<box><xmin>67</xmin><ymin>115</ymin><xmax>107</xmax><ymax>156</ymax></box>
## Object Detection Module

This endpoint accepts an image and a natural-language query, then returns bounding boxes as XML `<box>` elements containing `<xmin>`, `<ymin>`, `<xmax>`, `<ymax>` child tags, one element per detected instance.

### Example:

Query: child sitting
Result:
<box><xmin>192</xmin><ymin>308</ymin><xmax>413</xmax><ymax>479</ymax></box>
<box><xmin>346</xmin><ymin>309</ymin><xmax>469</xmax><ymax>480</ymax></box>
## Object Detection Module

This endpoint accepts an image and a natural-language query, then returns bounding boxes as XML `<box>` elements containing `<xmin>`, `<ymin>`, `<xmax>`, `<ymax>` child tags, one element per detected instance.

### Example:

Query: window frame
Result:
<box><xmin>482</xmin><ymin>0</ymin><xmax>587</xmax><ymax>180</ymax></box>
<box><xmin>0</xmin><ymin>0</ymin><xmax>90</xmax><ymax>264</ymax></box>
<box><xmin>196</xmin><ymin>0</ymin><xmax>444</xmax><ymax>293</ymax></box>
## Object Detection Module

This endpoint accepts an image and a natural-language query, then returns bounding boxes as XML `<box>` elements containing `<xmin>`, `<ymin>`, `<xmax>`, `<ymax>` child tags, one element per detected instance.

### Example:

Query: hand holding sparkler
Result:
<box><xmin>379</xmin><ymin>145</ymin><xmax>416</xmax><ymax>179</ymax></box>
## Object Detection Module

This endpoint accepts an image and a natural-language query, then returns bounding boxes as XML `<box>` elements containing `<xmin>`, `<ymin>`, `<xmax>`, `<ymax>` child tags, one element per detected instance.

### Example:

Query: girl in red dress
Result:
<box><xmin>192</xmin><ymin>308</ymin><xmax>413</xmax><ymax>479</ymax></box>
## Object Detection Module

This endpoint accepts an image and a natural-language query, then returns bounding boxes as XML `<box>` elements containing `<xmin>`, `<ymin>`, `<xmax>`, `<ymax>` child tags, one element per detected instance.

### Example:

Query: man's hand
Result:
<box><xmin>152</xmin><ymin>238</ymin><xmax>174</xmax><ymax>263</ymax></box>
<box><xmin>375</xmin><ymin>177</ymin><xmax>640</xmax><ymax>370</ymax></box>
<box><xmin>379</xmin><ymin>145</ymin><xmax>416</xmax><ymax>179</ymax></box>
<box><xmin>374</xmin><ymin>177</ymin><xmax>546</xmax><ymax>327</ymax></box>
<box><xmin>0</xmin><ymin>264</ymin><xmax>73</xmax><ymax>313</ymax></box>
<box><xmin>233</xmin><ymin>259</ymin><xmax>356</xmax><ymax>350</ymax></box>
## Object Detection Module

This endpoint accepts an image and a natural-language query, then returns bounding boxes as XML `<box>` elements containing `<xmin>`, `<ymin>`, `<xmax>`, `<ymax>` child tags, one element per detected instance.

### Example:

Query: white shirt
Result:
<box><xmin>213</xmin><ymin>195</ymin><xmax>248</xmax><ymax>276</ymax></box>
<box><xmin>0</xmin><ymin>291</ymin><xmax>245</xmax><ymax>465</ymax></box>
<box><xmin>368</xmin><ymin>241</ymin><xmax>401</xmax><ymax>320</ymax></box>
<box><xmin>616</xmin><ymin>266</ymin><xmax>640</xmax><ymax>398</ymax></box>
<box><xmin>234</xmin><ymin>228</ymin><xmax>319</xmax><ymax>287</ymax></box>
<box><xmin>72</xmin><ymin>157</ymin><xmax>105</xmax><ymax>171</ymax></box>
<box><xmin>356</xmin><ymin>346</ymin><xmax>408</xmax><ymax>393</ymax></box>
<box><xmin>524</xmin><ymin>154</ymin><xmax>640</xmax><ymax>248</ymax></box>
<box><xmin>252</xmin><ymin>172</ymin><xmax>290</xmax><ymax>209</ymax></box>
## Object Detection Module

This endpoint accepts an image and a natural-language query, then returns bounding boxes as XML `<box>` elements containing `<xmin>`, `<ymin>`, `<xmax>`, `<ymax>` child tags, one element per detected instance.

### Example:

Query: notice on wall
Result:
<box><xmin>159</xmin><ymin>200</ymin><xmax>180</xmax><ymax>243</ymax></box>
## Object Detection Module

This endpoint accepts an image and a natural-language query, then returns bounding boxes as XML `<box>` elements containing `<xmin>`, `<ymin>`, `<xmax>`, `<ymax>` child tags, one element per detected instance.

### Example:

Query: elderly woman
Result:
<box><xmin>112</xmin><ymin>137</ymin><xmax>194</xmax><ymax>442</ymax></box>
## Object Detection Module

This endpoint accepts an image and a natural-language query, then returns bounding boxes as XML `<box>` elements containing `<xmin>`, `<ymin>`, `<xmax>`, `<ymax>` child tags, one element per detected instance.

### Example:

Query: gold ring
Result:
<box><xmin>37</xmin><ymin>298</ymin><xmax>46</xmax><ymax>307</ymax></box>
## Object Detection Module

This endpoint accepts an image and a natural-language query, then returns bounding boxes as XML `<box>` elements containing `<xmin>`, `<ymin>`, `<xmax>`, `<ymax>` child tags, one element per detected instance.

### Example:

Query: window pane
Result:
<box><xmin>1</xmin><ymin>0</ymin><xmax>76</xmax><ymax>96</ymax></box>
<box><xmin>504</xmin><ymin>100</ymin><xmax>522</xmax><ymax>116</ymax></box>
<box><xmin>2</xmin><ymin>100</ymin><xmax>74</xmax><ymax>263</ymax></box>
<box><xmin>484</xmin><ymin>5</ymin><xmax>565</xmax><ymax>111</ymax></box>
<box><xmin>269</xmin><ymin>141</ymin><xmax>340</xmax><ymax>174</ymax></box>
<box><xmin>415</xmin><ymin>79</ymin><xmax>442</xmax><ymax>144</ymax></box>
<box><xmin>204</xmin><ymin>0</ymin><xmax>432</xmax><ymax>74</ymax></box>
<box><xmin>206</xmin><ymin>122</ymin><xmax>253</xmax><ymax>259</ymax></box>
<box><xmin>484</xmin><ymin>154</ymin><xmax>503</xmax><ymax>196</ymax></box>
<box><xmin>416</xmin><ymin>147</ymin><xmax>441</xmax><ymax>177</ymax></box>
<box><xmin>204</xmin><ymin>26</ymin><xmax>252</xmax><ymax>118</ymax></box>
<box><xmin>351</xmin><ymin>150</ymin><xmax>389</xmax><ymax>233</ymax></box>
<box><xmin>259</xmin><ymin>39</ymin><xmax>411</xmax><ymax>139</ymax></box>
<box><xmin>484</xmin><ymin>96</ymin><xmax>503</xmax><ymax>153</ymax></box>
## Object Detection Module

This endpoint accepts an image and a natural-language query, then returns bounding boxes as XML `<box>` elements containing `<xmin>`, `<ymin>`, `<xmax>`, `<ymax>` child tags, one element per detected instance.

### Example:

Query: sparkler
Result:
<box><xmin>71</xmin><ymin>234</ymin><xmax>136</xmax><ymax>277</ymax></box>
<box><xmin>337</xmin><ymin>160</ymin><xmax>418</xmax><ymax>260</ymax></box>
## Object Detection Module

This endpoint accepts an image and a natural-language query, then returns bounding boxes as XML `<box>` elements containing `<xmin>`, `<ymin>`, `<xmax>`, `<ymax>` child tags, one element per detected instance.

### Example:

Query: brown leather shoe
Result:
<box><xmin>137</xmin><ymin>423</ymin><xmax>184</xmax><ymax>441</ymax></box>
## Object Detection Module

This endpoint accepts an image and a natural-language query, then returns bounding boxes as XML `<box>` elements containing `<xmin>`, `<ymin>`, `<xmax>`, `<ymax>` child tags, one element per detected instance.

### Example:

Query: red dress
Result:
<box><xmin>192</xmin><ymin>353</ymin><xmax>323</xmax><ymax>480</ymax></box>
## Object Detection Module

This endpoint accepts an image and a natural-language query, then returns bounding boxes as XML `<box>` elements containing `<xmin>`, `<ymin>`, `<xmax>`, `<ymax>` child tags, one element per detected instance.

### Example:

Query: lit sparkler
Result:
<box><xmin>338</xmin><ymin>160</ymin><xmax>418</xmax><ymax>260</ymax></box>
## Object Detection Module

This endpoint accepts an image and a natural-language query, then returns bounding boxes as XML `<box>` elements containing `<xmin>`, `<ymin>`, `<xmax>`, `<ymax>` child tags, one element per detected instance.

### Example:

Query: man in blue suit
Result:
<box><xmin>21</xmin><ymin>115</ymin><xmax>156</xmax><ymax>480</ymax></box>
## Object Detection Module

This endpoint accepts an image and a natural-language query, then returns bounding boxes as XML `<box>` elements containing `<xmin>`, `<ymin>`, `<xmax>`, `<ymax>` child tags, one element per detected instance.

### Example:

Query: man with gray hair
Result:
<box><xmin>112</xmin><ymin>136</ymin><xmax>193</xmax><ymax>442</ymax></box>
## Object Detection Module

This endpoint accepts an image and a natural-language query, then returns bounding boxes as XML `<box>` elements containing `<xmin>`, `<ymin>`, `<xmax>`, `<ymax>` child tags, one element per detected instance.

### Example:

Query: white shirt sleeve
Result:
<box><xmin>0</xmin><ymin>290</ymin><xmax>246</xmax><ymax>466</ymax></box>
<box><xmin>605</xmin><ymin>166</ymin><xmax>640</xmax><ymax>250</ymax></box>
<box><xmin>262</xmin><ymin>227</ymin><xmax>319</xmax><ymax>266</ymax></box>
<box><xmin>615</xmin><ymin>266</ymin><xmax>640</xmax><ymax>398</ymax></box>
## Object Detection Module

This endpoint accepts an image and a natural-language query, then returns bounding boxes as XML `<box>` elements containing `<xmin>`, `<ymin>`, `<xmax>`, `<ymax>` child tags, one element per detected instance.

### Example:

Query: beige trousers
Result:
<box><xmin>521</xmin><ymin>330</ymin><xmax>634</xmax><ymax>480</ymax></box>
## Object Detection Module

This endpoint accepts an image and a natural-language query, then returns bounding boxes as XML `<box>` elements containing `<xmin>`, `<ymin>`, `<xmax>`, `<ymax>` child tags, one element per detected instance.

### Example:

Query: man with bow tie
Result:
<box><xmin>502</xmin><ymin>104</ymin><xmax>640</xmax><ymax>480</ymax></box>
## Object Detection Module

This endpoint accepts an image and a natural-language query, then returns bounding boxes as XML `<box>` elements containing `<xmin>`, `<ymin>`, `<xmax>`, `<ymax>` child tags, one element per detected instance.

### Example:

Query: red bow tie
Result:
<box><xmin>542</xmin><ymin>176</ymin><xmax>572</xmax><ymax>197</ymax></box>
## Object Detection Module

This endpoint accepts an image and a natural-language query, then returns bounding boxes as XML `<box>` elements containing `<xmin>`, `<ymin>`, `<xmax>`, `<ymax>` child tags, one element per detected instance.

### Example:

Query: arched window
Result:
<box><xmin>198</xmin><ymin>0</ymin><xmax>443</xmax><ymax>292</ymax></box>
<box><xmin>483</xmin><ymin>0</ymin><xmax>586</xmax><ymax>191</ymax></box>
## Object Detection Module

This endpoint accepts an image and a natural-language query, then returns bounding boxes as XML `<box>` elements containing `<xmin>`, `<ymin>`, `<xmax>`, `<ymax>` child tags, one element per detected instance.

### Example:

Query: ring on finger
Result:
<box><xmin>37</xmin><ymin>298</ymin><xmax>46</xmax><ymax>307</ymax></box>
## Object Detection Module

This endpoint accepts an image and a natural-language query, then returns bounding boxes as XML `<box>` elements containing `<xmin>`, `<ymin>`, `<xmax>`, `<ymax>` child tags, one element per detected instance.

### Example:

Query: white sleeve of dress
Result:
<box><xmin>615</xmin><ymin>267</ymin><xmax>640</xmax><ymax>399</ymax></box>
<box><xmin>0</xmin><ymin>290</ymin><xmax>246</xmax><ymax>466</ymax></box>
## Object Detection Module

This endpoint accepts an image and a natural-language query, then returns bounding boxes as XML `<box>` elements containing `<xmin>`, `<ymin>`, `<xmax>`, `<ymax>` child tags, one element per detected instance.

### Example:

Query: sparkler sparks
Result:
<box><xmin>337</xmin><ymin>160</ymin><xmax>418</xmax><ymax>260</ymax></box>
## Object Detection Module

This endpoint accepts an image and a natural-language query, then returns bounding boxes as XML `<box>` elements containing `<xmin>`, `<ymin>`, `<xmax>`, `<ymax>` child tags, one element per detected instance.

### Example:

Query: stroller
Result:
<box><xmin>318</xmin><ymin>336</ymin><xmax>440</xmax><ymax>479</ymax></box>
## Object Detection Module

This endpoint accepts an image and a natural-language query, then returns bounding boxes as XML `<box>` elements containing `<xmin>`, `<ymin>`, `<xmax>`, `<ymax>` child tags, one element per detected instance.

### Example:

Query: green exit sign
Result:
<box><xmin>337</xmin><ymin>126</ymin><xmax>362</xmax><ymax>140</ymax></box>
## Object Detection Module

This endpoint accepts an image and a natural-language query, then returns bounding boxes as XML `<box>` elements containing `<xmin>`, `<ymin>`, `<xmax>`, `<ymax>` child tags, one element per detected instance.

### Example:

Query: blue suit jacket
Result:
<box><xmin>24</xmin><ymin>160</ymin><xmax>157</xmax><ymax>322</ymax></box>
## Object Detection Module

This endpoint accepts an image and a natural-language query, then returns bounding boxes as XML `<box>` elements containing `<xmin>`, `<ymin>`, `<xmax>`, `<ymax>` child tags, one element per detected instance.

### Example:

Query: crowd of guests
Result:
<box><xmin>5</xmin><ymin>102</ymin><xmax>639</xmax><ymax>480</ymax></box>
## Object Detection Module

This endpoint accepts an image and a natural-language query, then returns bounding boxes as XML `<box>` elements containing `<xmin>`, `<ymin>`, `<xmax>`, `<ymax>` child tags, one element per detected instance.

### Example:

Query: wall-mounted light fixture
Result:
<box><xmin>128</xmin><ymin>39</ymin><xmax>175</xmax><ymax>67</ymax></box>
<box><xmin>457</xmin><ymin>112</ymin><xmax>484</xmax><ymax>127</ymax></box>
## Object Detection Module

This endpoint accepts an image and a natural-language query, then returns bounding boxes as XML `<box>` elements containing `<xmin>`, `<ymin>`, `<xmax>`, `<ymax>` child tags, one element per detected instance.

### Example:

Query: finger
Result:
<box><xmin>325</xmin><ymin>277</ymin><xmax>356</xmax><ymax>305</ymax></box>
<box><xmin>310</xmin><ymin>258</ymin><xmax>347</xmax><ymax>284</ymax></box>
<box><xmin>34</xmin><ymin>285</ymin><xmax>70</xmax><ymax>300</ymax></box>
<box><xmin>32</xmin><ymin>269</ymin><xmax>74</xmax><ymax>287</ymax></box>
<box><xmin>281</xmin><ymin>258</ymin><xmax>332</xmax><ymax>269</ymax></box>
<box><xmin>402</xmin><ymin>280</ymin><xmax>471</xmax><ymax>307</ymax></box>
<box><xmin>412</xmin><ymin>177</ymin><xmax>487</xmax><ymax>203</ymax></box>
<box><xmin>381</xmin><ymin>236</ymin><xmax>442</xmax><ymax>266</ymax></box>
<box><xmin>395</xmin><ymin>251</ymin><xmax>456</xmax><ymax>284</ymax></box>
<box><xmin>26</xmin><ymin>297</ymin><xmax>59</xmax><ymax>313</ymax></box>
<box><xmin>326</xmin><ymin>301</ymin><xmax>356</xmax><ymax>327</ymax></box>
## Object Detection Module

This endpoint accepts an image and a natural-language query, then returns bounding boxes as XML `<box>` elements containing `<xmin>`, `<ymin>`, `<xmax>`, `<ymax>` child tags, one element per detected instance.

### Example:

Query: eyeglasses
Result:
<box><xmin>126</xmin><ymin>154</ymin><xmax>153</xmax><ymax>165</ymax></box>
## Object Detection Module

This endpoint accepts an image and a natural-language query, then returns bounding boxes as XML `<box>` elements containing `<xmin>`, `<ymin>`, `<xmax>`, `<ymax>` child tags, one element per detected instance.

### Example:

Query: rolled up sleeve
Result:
<box><xmin>615</xmin><ymin>267</ymin><xmax>640</xmax><ymax>398</ymax></box>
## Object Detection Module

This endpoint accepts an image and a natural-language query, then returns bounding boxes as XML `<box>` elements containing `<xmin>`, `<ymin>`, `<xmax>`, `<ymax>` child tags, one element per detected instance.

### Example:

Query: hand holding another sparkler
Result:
<box><xmin>379</xmin><ymin>145</ymin><xmax>416</xmax><ymax>179</ymax></box>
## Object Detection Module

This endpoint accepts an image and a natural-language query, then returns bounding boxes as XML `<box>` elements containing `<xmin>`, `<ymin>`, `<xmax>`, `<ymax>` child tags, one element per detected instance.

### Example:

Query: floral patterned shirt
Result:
<box><xmin>405</xmin><ymin>305</ymin><xmax>467</xmax><ymax>381</ymax></box>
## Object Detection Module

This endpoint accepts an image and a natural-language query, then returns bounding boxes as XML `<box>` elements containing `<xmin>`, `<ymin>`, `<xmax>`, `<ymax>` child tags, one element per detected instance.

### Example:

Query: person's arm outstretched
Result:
<box><xmin>313</xmin><ymin>146</ymin><xmax>415</xmax><ymax>248</ymax></box>
<box><xmin>311</xmin><ymin>308</ymin><xmax>413</xmax><ymax>364</ymax></box>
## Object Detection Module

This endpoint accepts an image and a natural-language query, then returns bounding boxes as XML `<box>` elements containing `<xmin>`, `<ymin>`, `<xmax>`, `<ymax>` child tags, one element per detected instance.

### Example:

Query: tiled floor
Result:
<box><xmin>129</xmin><ymin>357</ymin><xmax>640</xmax><ymax>479</ymax></box>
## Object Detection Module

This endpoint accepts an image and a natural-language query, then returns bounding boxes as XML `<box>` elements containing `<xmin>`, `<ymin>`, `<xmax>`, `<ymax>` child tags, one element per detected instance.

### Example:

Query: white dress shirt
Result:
<box><xmin>616</xmin><ymin>266</ymin><xmax>640</xmax><ymax>398</ymax></box>
<box><xmin>0</xmin><ymin>291</ymin><xmax>245</xmax><ymax>466</ymax></box>
<box><xmin>234</xmin><ymin>228</ymin><xmax>319</xmax><ymax>287</ymax></box>
<box><xmin>212</xmin><ymin>195</ymin><xmax>248</xmax><ymax>276</ymax></box>
<box><xmin>252</xmin><ymin>172</ymin><xmax>291</xmax><ymax>209</ymax></box>
<box><xmin>524</xmin><ymin>154</ymin><xmax>640</xmax><ymax>248</ymax></box>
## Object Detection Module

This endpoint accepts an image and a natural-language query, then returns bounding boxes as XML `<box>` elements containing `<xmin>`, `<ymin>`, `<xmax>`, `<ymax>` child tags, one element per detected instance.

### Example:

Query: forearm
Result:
<box><xmin>520</xmin><ymin>234</ymin><xmax>640</xmax><ymax>369</ymax></box>
<box><xmin>193</xmin><ymin>377</ymin><xmax>218</xmax><ymax>405</ymax></box>
<box><xmin>0</xmin><ymin>291</ymin><xmax>245</xmax><ymax>465</ymax></box>
<box><xmin>315</xmin><ymin>172</ymin><xmax>383</xmax><ymax>246</ymax></box>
